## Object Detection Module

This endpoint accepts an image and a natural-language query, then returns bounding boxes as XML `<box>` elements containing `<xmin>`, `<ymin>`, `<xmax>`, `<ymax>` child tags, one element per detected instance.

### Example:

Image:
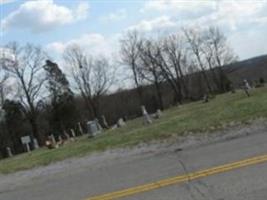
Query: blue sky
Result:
<box><xmin>1</xmin><ymin>0</ymin><xmax>267</xmax><ymax>61</ymax></box>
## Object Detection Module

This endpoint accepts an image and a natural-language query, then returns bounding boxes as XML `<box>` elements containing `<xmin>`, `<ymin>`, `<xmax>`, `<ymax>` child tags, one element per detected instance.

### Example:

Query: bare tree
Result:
<box><xmin>136</xmin><ymin>38</ymin><xmax>165</xmax><ymax>109</ymax></box>
<box><xmin>120</xmin><ymin>30</ymin><xmax>144</xmax><ymax>104</ymax></box>
<box><xmin>64</xmin><ymin>45</ymin><xmax>114</xmax><ymax>119</ymax></box>
<box><xmin>159</xmin><ymin>33</ymin><xmax>191</xmax><ymax>102</ymax></box>
<box><xmin>183</xmin><ymin>27</ymin><xmax>213</xmax><ymax>92</ymax></box>
<box><xmin>2</xmin><ymin>42</ymin><xmax>47</xmax><ymax>144</ymax></box>
<box><xmin>202</xmin><ymin>26</ymin><xmax>238</xmax><ymax>92</ymax></box>
<box><xmin>0</xmin><ymin>72</ymin><xmax>9</xmax><ymax>107</ymax></box>
<box><xmin>0</xmin><ymin>49</ymin><xmax>11</xmax><ymax>107</ymax></box>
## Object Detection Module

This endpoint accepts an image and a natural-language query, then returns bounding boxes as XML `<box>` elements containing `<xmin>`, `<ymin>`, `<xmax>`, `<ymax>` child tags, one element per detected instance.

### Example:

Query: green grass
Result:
<box><xmin>1</xmin><ymin>87</ymin><xmax>267</xmax><ymax>174</ymax></box>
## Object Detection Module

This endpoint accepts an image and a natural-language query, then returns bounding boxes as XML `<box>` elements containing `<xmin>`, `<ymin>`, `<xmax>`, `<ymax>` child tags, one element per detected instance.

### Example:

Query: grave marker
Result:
<box><xmin>33</xmin><ymin>138</ymin><xmax>39</xmax><ymax>149</ymax></box>
<box><xmin>70</xmin><ymin>129</ymin><xmax>76</xmax><ymax>137</ymax></box>
<box><xmin>141</xmin><ymin>105</ymin><xmax>152</xmax><ymax>124</ymax></box>
<box><xmin>117</xmin><ymin>118</ymin><xmax>126</xmax><ymax>127</ymax></box>
<box><xmin>78</xmin><ymin>122</ymin><xmax>84</xmax><ymax>135</ymax></box>
<box><xmin>6</xmin><ymin>147</ymin><xmax>13</xmax><ymax>157</ymax></box>
<box><xmin>87</xmin><ymin>120</ymin><xmax>102</xmax><ymax>137</ymax></box>
<box><xmin>21</xmin><ymin>136</ymin><xmax>31</xmax><ymax>152</ymax></box>
<box><xmin>101</xmin><ymin>115</ymin><xmax>109</xmax><ymax>129</ymax></box>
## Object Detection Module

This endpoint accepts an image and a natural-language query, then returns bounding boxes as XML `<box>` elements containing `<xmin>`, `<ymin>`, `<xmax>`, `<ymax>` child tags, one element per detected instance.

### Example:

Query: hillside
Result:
<box><xmin>225</xmin><ymin>55</ymin><xmax>267</xmax><ymax>86</ymax></box>
<box><xmin>1</xmin><ymin>87</ymin><xmax>267</xmax><ymax>174</ymax></box>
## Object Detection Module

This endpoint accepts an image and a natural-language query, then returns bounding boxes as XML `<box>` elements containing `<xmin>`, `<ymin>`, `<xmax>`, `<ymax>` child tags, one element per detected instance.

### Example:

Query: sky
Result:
<box><xmin>0</xmin><ymin>0</ymin><xmax>267</xmax><ymax>63</ymax></box>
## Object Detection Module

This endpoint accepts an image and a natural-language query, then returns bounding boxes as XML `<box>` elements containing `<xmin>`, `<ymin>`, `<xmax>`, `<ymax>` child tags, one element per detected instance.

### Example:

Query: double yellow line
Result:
<box><xmin>86</xmin><ymin>154</ymin><xmax>267</xmax><ymax>200</ymax></box>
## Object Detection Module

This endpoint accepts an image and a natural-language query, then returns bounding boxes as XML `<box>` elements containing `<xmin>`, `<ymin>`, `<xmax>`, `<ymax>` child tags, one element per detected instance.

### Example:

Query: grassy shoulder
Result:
<box><xmin>1</xmin><ymin>87</ymin><xmax>267</xmax><ymax>174</ymax></box>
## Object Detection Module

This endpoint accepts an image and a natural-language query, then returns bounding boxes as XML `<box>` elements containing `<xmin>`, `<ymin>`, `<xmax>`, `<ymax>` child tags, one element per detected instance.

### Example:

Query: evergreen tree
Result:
<box><xmin>43</xmin><ymin>60</ymin><xmax>78</xmax><ymax>134</ymax></box>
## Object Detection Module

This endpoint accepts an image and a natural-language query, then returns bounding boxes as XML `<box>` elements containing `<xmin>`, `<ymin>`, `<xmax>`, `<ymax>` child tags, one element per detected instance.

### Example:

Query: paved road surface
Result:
<box><xmin>0</xmin><ymin>127</ymin><xmax>267</xmax><ymax>200</ymax></box>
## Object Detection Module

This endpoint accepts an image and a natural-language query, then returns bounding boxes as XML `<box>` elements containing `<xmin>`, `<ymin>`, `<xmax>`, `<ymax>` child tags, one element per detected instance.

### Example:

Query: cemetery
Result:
<box><xmin>1</xmin><ymin>86</ymin><xmax>267</xmax><ymax>174</ymax></box>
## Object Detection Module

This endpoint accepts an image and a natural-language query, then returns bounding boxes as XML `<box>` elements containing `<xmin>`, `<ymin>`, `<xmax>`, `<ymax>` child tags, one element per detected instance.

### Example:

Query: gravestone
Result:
<box><xmin>95</xmin><ymin>118</ymin><xmax>103</xmax><ymax>131</ymax></box>
<box><xmin>64</xmin><ymin>131</ymin><xmax>70</xmax><ymax>140</ymax></box>
<box><xmin>87</xmin><ymin>120</ymin><xmax>101</xmax><ymax>137</ymax></box>
<box><xmin>58</xmin><ymin>135</ymin><xmax>63</xmax><ymax>144</ymax></box>
<box><xmin>46</xmin><ymin>135</ymin><xmax>58</xmax><ymax>149</ymax></box>
<box><xmin>141</xmin><ymin>105</ymin><xmax>152</xmax><ymax>124</ymax></box>
<box><xmin>203</xmin><ymin>94</ymin><xmax>209</xmax><ymax>103</ymax></box>
<box><xmin>33</xmin><ymin>138</ymin><xmax>39</xmax><ymax>149</ymax></box>
<box><xmin>243</xmin><ymin>79</ymin><xmax>251</xmax><ymax>97</ymax></box>
<box><xmin>101</xmin><ymin>115</ymin><xmax>109</xmax><ymax>129</ymax></box>
<box><xmin>155</xmin><ymin>109</ymin><xmax>162</xmax><ymax>119</ymax></box>
<box><xmin>21</xmin><ymin>136</ymin><xmax>31</xmax><ymax>152</ymax></box>
<box><xmin>6</xmin><ymin>147</ymin><xmax>13</xmax><ymax>157</ymax></box>
<box><xmin>117</xmin><ymin>118</ymin><xmax>126</xmax><ymax>127</ymax></box>
<box><xmin>78</xmin><ymin>122</ymin><xmax>84</xmax><ymax>135</ymax></box>
<box><xmin>50</xmin><ymin>134</ymin><xmax>56</xmax><ymax>144</ymax></box>
<box><xmin>70</xmin><ymin>129</ymin><xmax>76</xmax><ymax>137</ymax></box>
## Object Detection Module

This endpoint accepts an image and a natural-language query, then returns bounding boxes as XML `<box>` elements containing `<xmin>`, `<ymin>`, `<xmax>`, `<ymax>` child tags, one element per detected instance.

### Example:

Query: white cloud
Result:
<box><xmin>127</xmin><ymin>16</ymin><xmax>176</xmax><ymax>32</ymax></box>
<box><xmin>1</xmin><ymin>0</ymin><xmax>89</xmax><ymax>33</ymax></box>
<box><xmin>141</xmin><ymin>0</ymin><xmax>215</xmax><ymax>14</ymax></box>
<box><xmin>75</xmin><ymin>1</ymin><xmax>90</xmax><ymax>20</ymax></box>
<box><xmin>45</xmin><ymin>33</ymin><xmax>121</xmax><ymax>81</ymax></box>
<box><xmin>46</xmin><ymin>33</ymin><xmax>113</xmax><ymax>57</ymax></box>
<box><xmin>100</xmin><ymin>9</ymin><xmax>127</xmax><ymax>22</ymax></box>
<box><xmin>0</xmin><ymin>0</ymin><xmax>16</xmax><ymax>4</ymax></box>
<box><xmin>140</xmin><ymin>0</ymin><xmax>267</xmax><ymax>31</ymax></box>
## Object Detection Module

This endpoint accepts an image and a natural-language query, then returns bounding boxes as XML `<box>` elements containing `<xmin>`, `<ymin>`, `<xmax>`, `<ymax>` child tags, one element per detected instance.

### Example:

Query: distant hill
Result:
<box><xmin>224</xmin><ymin>55</ymin><xmax>267</xmax><ymax>86</ymax></box>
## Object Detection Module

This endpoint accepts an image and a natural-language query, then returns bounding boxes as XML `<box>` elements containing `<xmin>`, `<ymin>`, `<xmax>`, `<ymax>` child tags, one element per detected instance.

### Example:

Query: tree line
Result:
<box><xmin>0</xmin><ymin>26</ymin><xmax>237</xmax><ymax>157</ymax></box>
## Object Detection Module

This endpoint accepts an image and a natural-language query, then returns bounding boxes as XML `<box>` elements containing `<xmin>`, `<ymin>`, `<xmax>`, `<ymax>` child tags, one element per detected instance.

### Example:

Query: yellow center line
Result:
<box><xmin>86</xmin><ymin>154</ymin><xmax>267</xmax><ymax>200</ymax></box>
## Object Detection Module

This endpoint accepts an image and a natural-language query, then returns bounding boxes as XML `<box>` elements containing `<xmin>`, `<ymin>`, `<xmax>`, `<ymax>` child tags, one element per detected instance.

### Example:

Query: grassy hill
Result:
<box><xmin>1</xmin><ymin>87</ymin><xmax>267</xmax><ymax>174</ymax></box>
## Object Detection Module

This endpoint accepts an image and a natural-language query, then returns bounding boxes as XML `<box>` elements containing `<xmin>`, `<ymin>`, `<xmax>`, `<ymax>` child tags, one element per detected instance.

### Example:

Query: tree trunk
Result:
<box><xmin>154</xmin><ymin>80</ymin><xmax>164</xmax><ymax>110</ymax></box>
<box><xmin>29</xmin><ymin>115</ymin><xmax>43</xmax><ymax>146</ymax></box>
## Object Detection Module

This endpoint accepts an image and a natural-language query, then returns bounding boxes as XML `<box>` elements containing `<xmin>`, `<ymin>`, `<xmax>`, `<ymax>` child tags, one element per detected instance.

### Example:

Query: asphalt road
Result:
<box><xmin>1</xmin><ymin>127</ymin><xmax>267</xmax><ymax>200</ymax></box>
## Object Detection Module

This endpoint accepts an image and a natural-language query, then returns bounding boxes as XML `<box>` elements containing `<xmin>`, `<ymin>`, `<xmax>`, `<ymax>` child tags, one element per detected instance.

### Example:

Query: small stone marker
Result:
<box><xmin>64</xmin><ymin>131</ymin><xmax>70</xmax><ymax>140</ymax></box>
<box><xmin>21</xmin><ymin>136</ymin><xmax>31</xmax><ymax>152</ymax></box>
<box><xmin>58</xmin><ymin>135</ymin><xmax>63</xmax><ymax>144</ymax></box>
<box><xmin>70</xmin><ymin>129</ymin><xmax>76</xmax><ymax>137</ymax></box>
<box><xmin>87</xmin><ymin>120</ymin><xmax>101</xmax><ymax>137</ymax></box>
<box><xmin>141</xmin><ymin>105</ymin><xmax>152</xmax><ymax>124</ymax></box>
<box><xmin>203</xmin><ymin>94</ymin><xmax>209</xmax><ymax>103</ymax></box>
<box><xmin>46</xmin><ymin>135</ymin><xmax>58</xmax><ymax>149</ymax></box>
<box><xmin>78</xmin><ymin>122</ymin><xmax>84</xmax><ymax>135</ymax></box>
<box><xmin>33</xmin><ymin>138</ymin><xmax>39</xmax><ymax>149</ymax></box>
<box><xmin>101</xmin><ymin>115</ymin><xmax>109</xmax><ymax>129</ymax></box>
<box><xmin>6</xmin><ymin>147</ymin><xmax>13</xmax><ymax>157</ymax></box>
<box><xmin>243</xmin><ymin>79</ymin><xmax>251</xmax><ymax>97</ymax></box>
<box><xmin>111</xmin><ymin>124</ymin><xmax>118</xmax><ymax>130</ymax></box>
<box><xmin>117</xmin><ymin>118</ymin><xmax>126</xmax><ymax>127</ymax></box>
<box><xmin>95</xmin><ymin>118</ymin><xmax>103</xmax><ymax>131</ymax></box>
<box><xmin>50</xmin><ymin>134</ymin><xmax>56</xmax><ymax>144</ymax></box>
<box><xmin>155</xmin><ymin>109</ymin><xmax>162</xmax><ymax>119</ymax></box>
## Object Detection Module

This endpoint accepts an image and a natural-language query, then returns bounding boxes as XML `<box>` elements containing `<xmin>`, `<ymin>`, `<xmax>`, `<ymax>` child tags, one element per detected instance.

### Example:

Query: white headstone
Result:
<box><xmin>155</xmin><ymin>109</ymin><xmax>162</xmax><ymax>119</ymax></box>
<box><xmin>50</xmin><ymin>134</ymin><xmax>56</xmax><ymax>144</ymax></box>
<box><xmin>141</xmin><ymin>105</ymin><xmax>152</xmax><ymax>124</ymax></box>
<box><xmin>101</xmin><ymin>115</ymin><xmax>109</xmax><ymax>129</ymax></box>
<box><xmin>70</xmin><ymin>129</ymin><xmax>76</xmax><ymax>137</ymax></box>
<box><xmin>58</xmin><ymin>135</ymin><xmax>63</xmax><ymax>144</ymax></box>
<box><xmin>87</xmin><ymin>120</ymin><xmax>101</xmax><ymax>137</ymax></box>
<box><xmin>95</xmin><ymin>118</ymin><xmax>103</xmax><ymax>131</ymax></box>
<box><xmin>64</xmin><ymin>131</ymin><xmax>70</xmax><ymax>140</ymax></box>
<box><xmin>33</xmin><ymin>138</ymin><xmax>39</xmax><ymax>149</ymax></box>
<box><xmin>6</xmin><ymin>147</ymin><xmax>13</xmax><ymax>157</ymax></box>
<box><xmin>117</xmin><ymin>118</ymin><xmax>126</xmax><ymax>127</ymax></box>
<box><xmin>244</xmin><ymin>79</ymin><xmax>251</xmax><ymax>90</ymax></box>
<box><xmin>78</xmin><ymin>122</ymin><xmax>84</xmax><ymax>135</ymax></box>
